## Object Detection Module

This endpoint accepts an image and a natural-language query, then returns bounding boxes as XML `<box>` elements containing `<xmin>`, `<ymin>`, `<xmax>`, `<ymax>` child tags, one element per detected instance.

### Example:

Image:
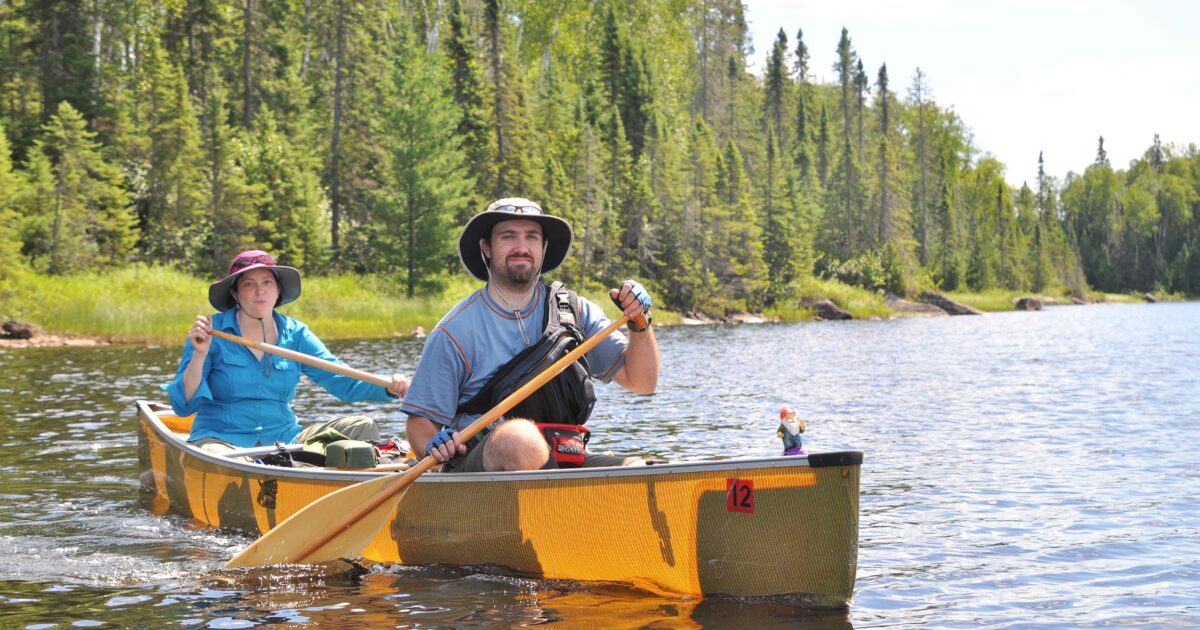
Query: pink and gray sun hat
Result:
<box><xmin>207</xmin><ymin>250</ymin><xmax>302</xmax><ymax>312</ymax></box>
<box><xmin>457</xmin><ymin>198</ymin><xmax>573</xmax><ymax>282</ymax></box>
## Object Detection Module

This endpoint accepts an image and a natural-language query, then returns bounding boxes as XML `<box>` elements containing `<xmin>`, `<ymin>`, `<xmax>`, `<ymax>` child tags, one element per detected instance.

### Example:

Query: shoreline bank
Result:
<box><xmin>3</xmin><ymin>291</ymin><xmax>1165</xmax><ymax>349</ymax></box>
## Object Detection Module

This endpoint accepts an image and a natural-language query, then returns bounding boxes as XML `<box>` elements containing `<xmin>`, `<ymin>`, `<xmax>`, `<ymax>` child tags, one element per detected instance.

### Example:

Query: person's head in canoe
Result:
<box><xmin>457</xmin><ymin>198</ymin><xmax>573</xmax><ymax>289</ymax></box>
<box><xmin>208</xmin><ymin>250</ymin><xmax>302</xmax><ymax>317</ymax></box>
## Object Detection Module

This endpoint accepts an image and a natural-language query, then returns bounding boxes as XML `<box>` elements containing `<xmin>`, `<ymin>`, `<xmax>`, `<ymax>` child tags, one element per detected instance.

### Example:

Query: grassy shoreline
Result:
<box><xmin>0</xmin><ymin>265</ymin><xmax>1173</xmax><ymax>345</ymax></box>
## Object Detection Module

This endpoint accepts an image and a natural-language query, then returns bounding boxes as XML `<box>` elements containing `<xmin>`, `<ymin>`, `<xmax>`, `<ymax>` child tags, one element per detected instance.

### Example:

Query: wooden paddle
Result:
<box><xmin>209</xmin><ymin>329</ymin><xmax>391</xmax><ymax>388</ymax></box>
<box><xmin>224</xmin><ymin>312</ymin><xmax>638</xmax><ymax>569</ymax></box>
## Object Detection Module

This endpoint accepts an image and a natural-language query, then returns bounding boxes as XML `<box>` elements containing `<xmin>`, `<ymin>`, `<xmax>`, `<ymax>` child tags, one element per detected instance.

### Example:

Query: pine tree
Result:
<box><xmin>483</xmin><ymin>0</ymin><xmax>538</xmax><ymax>198</ymax></box>
<box><xmin>241</xmin><ymin>105</ymin><xmax>328</xmax><ymax>273</ymax></box>
<box><xmin>712</xmin><ymin>140</ymin><xmax>765</xmax><ymax>310</ymax></box>
<box><xmin>445</xmin><ymin>0</ymin><xmax>495</xmax><ymax>218</ymax></box>
<box><xmin>0</xmin><ymin>3</ymin><xmax>40</xmax><ymax>157</ymax></box>
<box><xmin>379</xmin><ymin>30</ymin><xmax>472</xmax><ymax>297</ymax></box>
<box><xmin>676</xmin><ymin>117</ymin><xmax>720</xmax><ymax>310</ymax></box>
<box><xmin>620</xmin><ymin>46</ymin><xmax>654</xmax><ymax>161</ymax></box>
<box><xmin>138</xmin><ymin>41</ymin><xmax>206</xmax><ymax>265</ymax></box>
<box><xmin>817</xmin><ymin>104</ymin><xmax>830</xmax><ymax>185</ymax></box>
<box><xmin>793</xmin><ymin>26</ymin><xmax>808</xmax><ymax>83</ymax></box>
<box><xmin>854</xmin><ymin>57</ymin><xmax>866</xmax><ymax>157</ymax></box>
<box><xmin>0</xmin><ymin>123</ymin><xmax>28</xmax><ymax>306</ymax></box>
<box><xmin>876</xmin><ymin>63</ymin><xmax>890</xmax><ymax>245</ymax></box>
<box><xmin>572</xmin><ymin>117</ymin><xmax>603</xmax><ymax>286</ymax></box>
<box><xmin>831</xmin><ymin>28</ymin><xmax>859</xmax><ymax>256</ymax></box>
<box><xmin>24</xmin><ymin>0</ymin><xmax>99</xmax><ymax>122</ymax></box>
<box><xmin>908</xmin><ymin>68</ymin><xmax>932</xmax><ymax>264</ymax></box>
<box><xmin>15</xmin><ymin>147</ymin><xmax>52</xmax><ymax>269</ymax></box>
<box><xmin>36</xmin><ymin>102</ymin><xmax>135</xmax><ymax>273</ymax></box>
<box><xmin>200</xmin><ymin>76</ymin><xmax>261</xmax><ymax>275</ymax></box>
<box><xmin>763</xmin><ymin>29</ymin><xmax>787</xmax><ymax>147</ymax></box>
<box><xmin>761</xmin><ymin>130</ymin><xmax>794</xmax><ymax>303</ymax></box>
<box><xmin>935</xmin><ymin>164</ymin><xmax>959</xmax><ymax>289</ymax></box>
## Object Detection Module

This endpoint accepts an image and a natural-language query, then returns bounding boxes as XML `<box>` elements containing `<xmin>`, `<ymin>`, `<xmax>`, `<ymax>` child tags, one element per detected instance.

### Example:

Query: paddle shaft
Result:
<box><xmin>286</xmin><ymin>312</ymin><xmax>635</xmax><ymax>564</ymax></box>
<box><xmin>208</xmin><ymin>329</ymin><xmax>391</xmax><ymax>388</ymax></box>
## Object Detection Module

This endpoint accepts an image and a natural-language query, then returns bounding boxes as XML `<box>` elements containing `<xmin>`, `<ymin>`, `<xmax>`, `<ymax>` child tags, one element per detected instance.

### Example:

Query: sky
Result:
<box><xmin>741</xmin><ymin>0</ymin><xmax>1200</xmax><ymax>186</ymax></box>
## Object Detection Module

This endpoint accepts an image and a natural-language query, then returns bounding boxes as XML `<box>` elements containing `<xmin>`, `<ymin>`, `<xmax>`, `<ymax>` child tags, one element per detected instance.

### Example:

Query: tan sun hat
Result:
<box><xmin>457</xmin><ymin>198</ymin><xmax>573</xmax><ymax>281</ymax></box>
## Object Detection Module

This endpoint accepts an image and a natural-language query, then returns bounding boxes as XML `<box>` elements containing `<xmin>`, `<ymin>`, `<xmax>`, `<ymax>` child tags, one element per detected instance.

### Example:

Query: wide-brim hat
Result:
<box><xmin>208</xmin><ymin>250</ymin><xmax>302</xmax><ymax>312</ymax></box>
<box><xmin>458</xmin><ymin>198</ymin><xmax>573</xmax><ymax>282</ymax></box>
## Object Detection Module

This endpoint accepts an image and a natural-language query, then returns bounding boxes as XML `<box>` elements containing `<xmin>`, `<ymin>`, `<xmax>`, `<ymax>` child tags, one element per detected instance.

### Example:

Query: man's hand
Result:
<box><xmin>425</xmin><ymin>427</ymin><xmax>466</xmax><ymax>462</ymax></box>
<box><xmin>610</xmin><ymin>280</ymin><xmax>653</xmax><ymax>331</ymax></box>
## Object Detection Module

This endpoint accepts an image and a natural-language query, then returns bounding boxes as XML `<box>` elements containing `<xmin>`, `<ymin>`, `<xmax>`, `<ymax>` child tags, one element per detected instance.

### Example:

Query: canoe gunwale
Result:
<box><xmin>136</xmin><ymin>399</ymin><xmax>863</xmax><ymax>483</ymax></box>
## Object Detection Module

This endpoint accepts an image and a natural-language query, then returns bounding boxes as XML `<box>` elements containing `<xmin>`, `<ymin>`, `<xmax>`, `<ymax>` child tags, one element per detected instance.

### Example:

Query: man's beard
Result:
<box><xmin>493</xmin><ymin>256</ymin><xmax>538</xmax><ymax>286</ymax></box>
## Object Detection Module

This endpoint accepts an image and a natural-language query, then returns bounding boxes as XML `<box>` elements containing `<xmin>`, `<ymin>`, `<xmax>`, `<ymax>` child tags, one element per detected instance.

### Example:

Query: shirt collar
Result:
<box><xmin>213</xmin><ymin>306</ymin><xmax>293</xmax><ymax>340</ymax></box>
<box><xmin>480</xmin><ymin>282</ymin><xmax>544</xmax><ymax>318</ymax></box>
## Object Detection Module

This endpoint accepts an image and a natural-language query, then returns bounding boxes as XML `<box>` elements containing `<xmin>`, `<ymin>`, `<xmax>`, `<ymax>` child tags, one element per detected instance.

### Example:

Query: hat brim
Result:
<box><xmin>208</xmin><ymin>265</ymin><xmax>302</xmax><ymax>312</ymax></box>
<box><xmin>458</xmin><ymin>212</ymin><xmax>573</xmax><ymax>281</ymax></box>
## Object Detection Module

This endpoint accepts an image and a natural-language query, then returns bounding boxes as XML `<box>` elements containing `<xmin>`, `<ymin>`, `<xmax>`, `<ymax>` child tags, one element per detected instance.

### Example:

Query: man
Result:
<box><xmin>400</xmin><ymin>198</ymin><xmax>659</xmax><ymax>472</ymax></box>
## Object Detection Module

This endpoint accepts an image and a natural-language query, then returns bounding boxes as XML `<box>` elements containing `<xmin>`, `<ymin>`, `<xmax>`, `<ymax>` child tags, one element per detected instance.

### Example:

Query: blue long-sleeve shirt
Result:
<box><xmin>163</xmin><ymin>307</ymin><xmax>392</xmax><ymax>447</ymax></box>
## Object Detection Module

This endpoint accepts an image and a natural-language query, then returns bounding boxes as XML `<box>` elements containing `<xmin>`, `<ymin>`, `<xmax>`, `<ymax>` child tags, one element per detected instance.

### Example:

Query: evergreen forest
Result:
<box><xmin>2</xmin><ymin>0</ymin><xmax>1198</xmax><ymax>319</ymax></box>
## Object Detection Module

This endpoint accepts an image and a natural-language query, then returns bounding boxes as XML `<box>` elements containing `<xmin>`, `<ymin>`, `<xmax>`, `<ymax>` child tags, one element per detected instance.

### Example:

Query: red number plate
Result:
<box><xmin>726</xmin><ymin>479</ymin><xmax>755</xmax><ymax>513</ymax></box>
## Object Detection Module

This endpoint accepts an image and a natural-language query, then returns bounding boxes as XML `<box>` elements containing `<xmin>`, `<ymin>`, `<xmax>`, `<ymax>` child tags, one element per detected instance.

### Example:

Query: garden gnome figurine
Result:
<box><xmin>777</xmin><ymin>406</ymin><xmax>806</xmax><ymax>456</ymax></box>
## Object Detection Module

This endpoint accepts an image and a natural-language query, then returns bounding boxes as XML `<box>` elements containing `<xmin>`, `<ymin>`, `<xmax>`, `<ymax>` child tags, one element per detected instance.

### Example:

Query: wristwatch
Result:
<box><xmin>627</xmin><ymin>314</ymin><xmax>653</xmax><ymax>333</ymax></box>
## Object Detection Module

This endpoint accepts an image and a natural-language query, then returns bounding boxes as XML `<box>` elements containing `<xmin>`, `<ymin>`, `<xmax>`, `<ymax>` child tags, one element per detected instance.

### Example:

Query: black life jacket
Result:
<box><xmin>457</xmin><ymin>282</ymin><xmax>596</xmax><ymax>426</ymax></box>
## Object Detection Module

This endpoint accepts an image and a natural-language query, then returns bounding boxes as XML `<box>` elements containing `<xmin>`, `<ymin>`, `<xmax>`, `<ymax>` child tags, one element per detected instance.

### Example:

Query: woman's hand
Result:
<box><xmin>189</xmin><ymin>315</ymin><xmax>212</xmax><ymax>355</ymax></box>
<box><xmin>387</xmin><ymin>373</ymin><xmax>410</xmax><ymax>398</ymax></box>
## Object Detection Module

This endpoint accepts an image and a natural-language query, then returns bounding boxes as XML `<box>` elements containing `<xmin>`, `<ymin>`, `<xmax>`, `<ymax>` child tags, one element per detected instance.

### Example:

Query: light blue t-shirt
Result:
<box><xmin>400</xmin><ymin>283</ymin><xmax>628</xmax><ymax>431</ymax></box>
<box><xmin>163</xmin><ymin>307</ymin><xmax>394</xmax><ymax>447</ymax></box>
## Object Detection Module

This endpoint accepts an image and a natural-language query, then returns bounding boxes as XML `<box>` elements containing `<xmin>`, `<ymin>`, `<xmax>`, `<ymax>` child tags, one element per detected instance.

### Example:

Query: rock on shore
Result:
<box><xmin>885</xmin><ymin>295</ymin><xmax>948</xmax><ymax>318</ymax></box>
<box><xmin>918</xmin><ymin>291</ymin><xmax>984</xmax><ymax>316</ymax></box>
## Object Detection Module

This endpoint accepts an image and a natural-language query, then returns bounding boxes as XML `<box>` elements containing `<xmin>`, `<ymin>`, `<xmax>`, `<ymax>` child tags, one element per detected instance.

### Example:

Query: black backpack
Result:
<box><xmin>457</xmin><ymin>282</ymin><xmax>596</xmax><ymax>425</ymax></box>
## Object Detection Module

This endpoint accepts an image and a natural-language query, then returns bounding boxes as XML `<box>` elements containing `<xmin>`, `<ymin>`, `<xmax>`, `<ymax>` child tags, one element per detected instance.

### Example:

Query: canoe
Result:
<box><xmin>136</xmin><ymin>400</ymin><xmax>861</xmax><ymax>606</ymax></box>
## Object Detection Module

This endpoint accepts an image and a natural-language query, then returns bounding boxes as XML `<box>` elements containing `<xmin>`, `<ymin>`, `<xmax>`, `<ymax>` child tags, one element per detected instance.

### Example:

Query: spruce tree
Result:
<box><xmin>139</xmin><ymin>41</ymin><xmax>206</xmax><ymax>265</ymax></box>
<box><xmin>37</xmin><ymin>102</ymin><xmax>135</xmax><ymax>273</ymax></box>
<box><xmin>908</xmin><ymin>68</ymin><xmax>932</xmax><ymax>264</ymax></box>
<box><xmin>763</xmin><ymin>29</ymin><xmax>788</xmax><ymax>147</ymax></box>
<box><xmin>445</xmin><ymin>0</ymin><xmax>495</xmax><ymax>218</ymax></box>
<box><xmin>24</xmin><ymin>0</ymin><xmax>99</xmax><ymax>121</ymax></box>
<box><xmin>793</xmin><ymin>27</ymin><xmax>809</xmax><ymax>83</ymax></box>
<box><xmin>936</xmin><ymin>165</ymin><xmax>959</xmax><ymax>289</ymax></box>
<box><xmin>0</xmin><ymin>124</ymin><xmax>28</xmax><ymax>307</ymax></box>
<box><xmin>241</xmin><ymin>106</ymin><xmax>329</xmax><ymax>273</ymax></box>
<box><xmin>200</xmin><ymin>77</ymin><xmax>260</xmax><ymax>275</ymax></box>
<box><xmin>762</xmin><ymin>130</ymin><xmax>794</xmax><ymax>303</ymax></box>
<box><xmin>379</xmin><ymin>30</ymin><xmax>472</xmax><ymax>297</ymax></box>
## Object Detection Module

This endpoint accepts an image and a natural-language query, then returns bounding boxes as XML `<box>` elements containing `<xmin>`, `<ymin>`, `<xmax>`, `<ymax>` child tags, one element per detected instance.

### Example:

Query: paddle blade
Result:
<box><xmin>224</xmin><ymin>473</ymin><xmax>409</xmax><ymax>569</ymax></box>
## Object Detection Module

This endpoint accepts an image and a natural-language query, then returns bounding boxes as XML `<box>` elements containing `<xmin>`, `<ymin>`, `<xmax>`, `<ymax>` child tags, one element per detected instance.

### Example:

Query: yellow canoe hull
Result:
<box><xmin>137</xmin><ymin>401</ymin><xmax>860</xmax><ymax>606</ymax></box>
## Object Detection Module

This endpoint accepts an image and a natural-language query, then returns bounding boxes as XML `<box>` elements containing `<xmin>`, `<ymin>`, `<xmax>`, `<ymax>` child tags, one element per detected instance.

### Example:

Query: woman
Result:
<box><xmin>164</xmin><ymin>250</ymin><xmax>408</xmax><ymax>455</ymax></box>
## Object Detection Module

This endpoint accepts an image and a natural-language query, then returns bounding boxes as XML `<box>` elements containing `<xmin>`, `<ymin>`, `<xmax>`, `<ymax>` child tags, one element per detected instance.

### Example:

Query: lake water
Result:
<box><xmin>0</xmin><ymin>302</ymin><xmax>1197</xmax><ymax>628</ymax></box>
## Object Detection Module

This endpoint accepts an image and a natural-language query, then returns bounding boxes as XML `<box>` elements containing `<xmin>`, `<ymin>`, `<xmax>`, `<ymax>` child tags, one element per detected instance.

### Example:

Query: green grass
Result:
<box><xmin>6</xmin><ymin>267</ymin><xmax>683</xmax><ymax>343</ymax></box>
<box><xmin>945</xmin><ymin>288</ymin><xmax>1159</xmax><ymax>311</ymax></box>
<box><xmin>795</xmin><ymin>277</ymin><xmax>891</xmax><ymax>319</ymax></box>
<box><xmin>9</xmin><ymin>265</ymin><xmax>480</xmax><ymax>343</ymax></box>
<box><xmin>759</xmin><ymin>277</ymin><xmax>890</xmax><ymax>322</ymax></box>
<box><xmin>943</xmin><ymin>289</ymin><xmax>1039</xmax><ymax>312</ymax></box>
<box><xmin>6</xmin><ymin>265</ymin><xmax>1178</xmax><ymax>343</ymax></box>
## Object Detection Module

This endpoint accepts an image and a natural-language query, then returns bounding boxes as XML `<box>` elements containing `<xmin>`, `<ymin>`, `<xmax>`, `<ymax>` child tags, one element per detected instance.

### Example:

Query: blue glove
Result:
<box><xmin>612</xmin><ymin>280</ymin><xmax>653</xmax><ymax>331</ymax></box>
<box><xmin>426</xmin><ymin>428</ymin><xmax>457</xmax><ymax>456</ymax></box>
<box><xmin>626</xmin><ymin>280</ymin><xmax>652</xmax><ymax>313</ymax></box>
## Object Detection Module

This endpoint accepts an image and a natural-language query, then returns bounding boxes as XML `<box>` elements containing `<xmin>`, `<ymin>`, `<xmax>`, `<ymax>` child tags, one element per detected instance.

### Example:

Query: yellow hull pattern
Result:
<box><xmin>136</xmin><ymin>401</ymin><xmax>860</xmax><ymax>606</ymax></box>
